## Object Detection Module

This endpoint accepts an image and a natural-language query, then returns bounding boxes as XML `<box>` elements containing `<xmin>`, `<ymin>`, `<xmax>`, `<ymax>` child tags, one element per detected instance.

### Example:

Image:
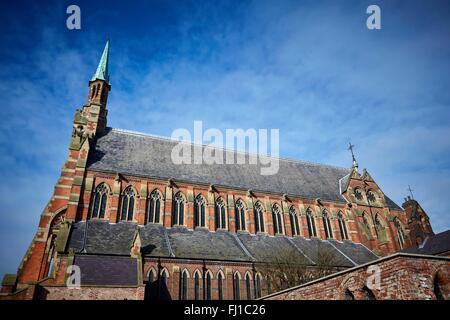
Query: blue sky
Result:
<box><xmin>0</xmin><ymin>0</ymin><xmax>449</xmax><ymax>276</ymax></box>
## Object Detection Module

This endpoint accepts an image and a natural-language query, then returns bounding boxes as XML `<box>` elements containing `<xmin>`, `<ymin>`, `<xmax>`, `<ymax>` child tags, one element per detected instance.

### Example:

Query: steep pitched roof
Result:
<box><xmin>66</xmin><ymin>221</ymin><xmax>378</xmax><ymax>267</ymax></box>
<box><xmin>87</xmin><ymin>128</ymin><xmax>353</xmax><ymax>203</ymax></box>
<box><xmin>403</xmin><ymin>230</ymin><xmax>450</xmax><ymax>256</ymax></box>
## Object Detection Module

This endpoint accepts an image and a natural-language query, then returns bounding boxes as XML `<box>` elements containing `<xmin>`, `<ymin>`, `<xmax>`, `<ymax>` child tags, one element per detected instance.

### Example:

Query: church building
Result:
<box><xmin>0</xmin><ymin>42</ymin><xmax>439</xmax><ymax>300</ymax></box>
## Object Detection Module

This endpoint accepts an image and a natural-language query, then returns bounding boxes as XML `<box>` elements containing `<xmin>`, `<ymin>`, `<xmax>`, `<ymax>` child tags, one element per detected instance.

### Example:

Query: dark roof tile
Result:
<box><xmin>87</xmin><ymin>129</ymin><xmax>350</xmax><ymax>203</ymax></box>
<box><xmin>73</xmin><ymin>255</ymin><xmax>138</xmax><ymax>286</ymax></box>
<box><xmin>403</xmin><ymin>230</ymin><xmax>450</xmax><ymax>256</ymax></box>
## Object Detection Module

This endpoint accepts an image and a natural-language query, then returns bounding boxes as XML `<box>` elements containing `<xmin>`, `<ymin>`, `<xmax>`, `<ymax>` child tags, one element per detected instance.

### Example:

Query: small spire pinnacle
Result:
<box><xmin>91</xmin><ymin>40</ymin><xmax>110</xmax><ymax>83</ymax></box>
<box><xmin>348</xmin><ymin>141</ymin><xmax>358</xmax><ymax>170</ymax></box>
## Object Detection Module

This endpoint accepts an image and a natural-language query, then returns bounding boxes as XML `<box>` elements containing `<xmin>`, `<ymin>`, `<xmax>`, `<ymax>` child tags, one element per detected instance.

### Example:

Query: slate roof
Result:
<box><xmin>402</xmin><ymin>230</ymin><xmax>450</xmax><ymax>256</ymax></box>
<box><xmin>68</xmin><ymin>220</ymin><xmax>138</xmax><ymax>255</ymax></box>
<box><xmin>289</xmin><ymin>236</ymin><xmax>354</xmax><ymax>267</ymax></box>
<box><xmin>328</xmin><ymin>240</ymin><xmax>379</xmax><ymax>264</ymax></box>
<box><xmin>67</xmin><ymin>221</ymin><xmax>379</xmax><ymax>267</ymax></box>
<box><xmin>86</xmin><ymin>128</ymin><xmax>401</xmax><ymax>209</ymax></box>
<box><xmin>73</xmin><ymin>255</ymin><xmax>138</xmax><ymax>286</ymax></box>
<box><xmin>166</xmin><ymin>227</ymin><xmax>250</xmax><ymax>261</ymax></box>
<box><xmin>88</xmin><ymin>128</ymin><xmax>350</xmax><ymax>203</ymax></box>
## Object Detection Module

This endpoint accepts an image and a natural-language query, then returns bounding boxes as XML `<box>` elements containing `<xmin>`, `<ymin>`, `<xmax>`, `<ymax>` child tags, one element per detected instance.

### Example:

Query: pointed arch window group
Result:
<box><xmin>180</xmin><ymin>270</ymin><xmax>188</xmax><ymax>300</ymax></box>
<box><xmin>272</xmin><ymin>204</ymin><xmax>283</xmax><ymax>235</ymax></box>
<box><xmin>148</xmin><ymin>190</ymin><xmax>162</xmax><ymax>224</ymax></box>
<box><xmin>233</xmin><ymin>272</ymin><xmax>241</xmax><ymax>300</ymax></box>
<box><xmin>194</xmin><ymin>195</ymin><xmax>206</xmax><ymax>228</ymax></box>
<box><xmin>306</xmin><ymin>208</ymin><xmax>317</xmax><ymax>237</ymax></box>
<box><xmin>235</xmin><ymin>199</ymin><xmax>246</xmax><ymax>231</ymax></box>
<box><xmin>394</xmin><ymin>218</ymin><xmax>405</xmax><ymax>249</ymax></box>
<box><xmin>289</xmin><ymin>206</ymin><xmax>300</xmax><ymax>236</ymax></box>
<box><xmin>120</xmin><ymin>186</ymin><xmax>135</xmax><ymax>221</ymax></box>
<box><xmin>91</xmin><ymin>183</ymin><xmax>108</xmax><ymax>219</ymax></box>
<box><xmin>322</xmin><ymin>210</ymin><xmax>333</xmax><ymax>239</ymax></box>
<box><xmin>338</xmin><ymin>212</ymin><xmax>349</xmax><ymax>240</ymax></box>
<box><xmin>254</xmin><ymin>202</ymin><xmax>265</xmax><ymax>233</ymax></box>
<box><xmin>172</xmin><ymin>192</ymin><xmax>185</xmax><ymax>226</ymax></box>
<box><xmin>215</xmin><ymin>198</ymin><xmax>227</xmax><ymax>230</ymax></box>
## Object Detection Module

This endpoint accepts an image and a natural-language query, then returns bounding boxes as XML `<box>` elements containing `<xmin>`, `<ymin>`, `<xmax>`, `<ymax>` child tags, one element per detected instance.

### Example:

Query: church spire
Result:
<box><xmin>91</xmin><ymin>40</ymin><xmax>110</xmax><ymax>83</ymax></box>
<box><xmin>86</xmin><ymin>40</ymin><xmax>111</xmax><ymax>132</ymax></box>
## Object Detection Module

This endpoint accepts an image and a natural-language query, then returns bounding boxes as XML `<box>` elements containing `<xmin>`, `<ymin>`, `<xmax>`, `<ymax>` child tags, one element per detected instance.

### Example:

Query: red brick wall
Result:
<box><xmin>142</xmin><ymin>258</ymin><xmax>260</xmax><ymax>300</ymax></box>
<box><xmin>264</xmin><ymin>254</ymin><xmax>450</xmax><ymax>300</ymax></box>
<box><xmin>36</xmin><ymin>286</ymin><xmax>144</xmax><ymax>300</ymax></box>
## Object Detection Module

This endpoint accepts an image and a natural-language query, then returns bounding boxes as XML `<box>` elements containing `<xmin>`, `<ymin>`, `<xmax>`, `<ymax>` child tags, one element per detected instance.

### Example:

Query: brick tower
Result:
<box><xmin>13</xmin><ymin>41</ymin><xmax>111</xmax><ymax>291</ymax></box>
<box><xmin>402</xmin><ymin>196</ymin><xmax>434</xmax><ymax>247</ymax></box>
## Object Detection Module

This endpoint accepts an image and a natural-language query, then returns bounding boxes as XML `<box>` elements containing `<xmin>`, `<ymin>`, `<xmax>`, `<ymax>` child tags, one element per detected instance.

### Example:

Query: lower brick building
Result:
<box><xmin>0</xmin><ymin>41</ymin><xmax>444</xmax><ymax>300</ymax></box>
<box><xmin>262</xmin><ymin>253</ymin><xmax>450</xmax><ymax>300</ymax></box>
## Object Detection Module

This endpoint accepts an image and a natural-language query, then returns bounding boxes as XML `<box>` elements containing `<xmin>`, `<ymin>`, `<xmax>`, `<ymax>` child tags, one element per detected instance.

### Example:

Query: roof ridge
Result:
<box><xmin>326</xmin><ymin>240</ymin><xmax>357</xmax><ymax>266</ymax></box>
<box><xmin>284</xmin><ymin>237</ymin><xmax>316</xmax><ymax>265</ymax></box>
<box><xmin>231</xmin><ymin>233</ymin><xmax>256</xmax><ymax>261</ymax></box>
<box><xmin>109</xmin><ymin>127</ymin><xmax>350</xmax><ymax>172</ymax></box>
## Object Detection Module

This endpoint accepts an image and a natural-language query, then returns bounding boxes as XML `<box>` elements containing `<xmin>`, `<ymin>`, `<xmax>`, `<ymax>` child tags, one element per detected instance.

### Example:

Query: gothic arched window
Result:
<box><xmin>148</xmin><ymin>190</ymin><xmax>162</xmax><ymax>224</ymax></box>
<box><xmin>180</xmin><ymin>270</ymin><xmax>188</xmax><ymax>300</ymax></box>
<box><xmin>46</xmin><ymin>234</ymin><xmax>56</xmax><ymax>277</ymax></box>
<box><xmin>148</xmin><ymin>269</ymin><xmax>156</xmax><ymax>283</ymax></box>
<box><xmin>215</xmin><ymin>197</ymin><xmax>227</xmax><ymax>230</ymax></box>
<box><xmin>289</xmin><ymin>206</ymin><xmax>300</xmax><ymax>236</ymax></box>
<box><xmin>206</xmin><ymin>272</ymin><xmax>212</xmax><ymax>300</ymax></box>
<box><xmin>255</xmin><ymin>274</ymin><xmax>262</xmax><ymax>299</ymax></box>
<box><xmin>374</xmin><ymin>213</ymin><xmax>382</xmax><ymax>237</ymax></box>
<box><xmin>194</xmin><ymin>195</ymin><xmax>206</xmax><ymax>228</ymax></box>
<box><xmin>272</xmin><ymin>204</ymin><xmax>283</xmax><ymax>235</ymax></box>
<box><xmin>218</xmin><ymin>272</ymin><xmax>224</xmax><ymax>300</ymax></box>
<box><xmin>394</xmin><ymin>218</ymin><xmax>405</xmax><ymax>249</ymax></box>
<box><xmin>266</xmin><ymin>276</ymin><xmax>273</xmax><ymax>295</ymax></box>
<box><xmin>362</xmin><ymin>286</ymin><xmax>376</xmax><ymax>300</ymax></box>
<box><xmin>246</xmin><ymin>273</ymin><xmax>252</xmax><ymax>299</ymax></box>
<box><xmin>120</xmin><ymin>186</ymin><xmax>135</xmax><ymax>221</ymax></box>
<box><xmin>159</xmin><ymin>269</ymin><xmax>169</xmax><ymax>298</ymax></box>
<box><xmin>235</xmin><ymin>199</ymin><xmax>246</xmax><ymax>231</ymax></box>
<box><xmin>254</xmin><ymin>202</ymin><xmax>265</xmax><ymax>233</ymax></box>
<box><xmin>362</xmin><ymin>212</ymin><xmax>372</xmax><ymax>236</ymax></box>
<box><xmin>306</xmin><ymin>208</ymin><xmax>317</xmax><ymax>237</ymax></box>
<box><xmin>194</xmin><ymin>271</ymin><xmax>201</xmax><ymax>300</ymax></box>
<box><xmin>344</xmin><ymin>288</ymin><xmax>354</xmax><ymax>300</ymax></box>
<box><xmin>91</xmin><ymin>183</ymin><xmax>108</xmax><ymax>219</ymax></box>
<box><xmin>322</xmin><ymin>211</ymin><xmax>333</xmax><ymax>239</ymax></box>
<box><xmin>434</xmin><ymin>272</ymin><xmax>445</xmax><ymax>300</ymax></box>
<box><xmin>234</xmin><ymin>273</ymin><xmax>241</xmax><ymax>300</ymax></box>
<box><xmin>338</xmin><ymin>212</ymin><xmax>349</xmax><ymax>240</ymax></box>
<box><xmin>354</xmin><ymin>188</ymin><xmax>364</xmax><ymax>201</ymax></box>
<box><xmin>172</xmin><ymin>192</ymin><xmax>185</xmax><ymax>226</ymax></box>
<box><xmin>367</xmin><ymin>190</ymin><xmax>377</xmax><ymax>203</ymax></box>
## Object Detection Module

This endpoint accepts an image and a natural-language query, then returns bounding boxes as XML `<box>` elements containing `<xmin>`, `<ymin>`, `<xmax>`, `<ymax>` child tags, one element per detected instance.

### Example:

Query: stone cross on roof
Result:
<box><xmin>348</xmin><ymin>141</ymin><xmax>358</xmax><ymax>170</ymax></box>
<box><xmin>407</xmin><ymin>185</ymin><xmax>415</xmax><ymax>200</ymax></box>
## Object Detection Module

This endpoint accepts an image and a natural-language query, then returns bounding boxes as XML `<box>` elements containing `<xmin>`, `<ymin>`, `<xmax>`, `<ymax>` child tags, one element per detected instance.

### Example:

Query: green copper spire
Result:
<box><xmin>91</xmin><ymin>40</ymin><xmax>110</xmax><ymax>83</ymax></box>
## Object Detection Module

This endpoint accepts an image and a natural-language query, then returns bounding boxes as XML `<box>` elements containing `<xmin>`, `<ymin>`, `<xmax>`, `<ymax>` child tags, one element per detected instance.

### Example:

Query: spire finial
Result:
<box><xmin>407</xmin><ymin>185</ymin><xmax>415</xmax><ymax>200</ymax></box>
<box><xmin>348</xmin><ymin>141</ymin><xmax>358</xmax><ymax>170</ymax></box>
<box><xmin>91</xmin><ymin>40</ymin><xmax>110</xmax><ymax>83</ymax></box>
